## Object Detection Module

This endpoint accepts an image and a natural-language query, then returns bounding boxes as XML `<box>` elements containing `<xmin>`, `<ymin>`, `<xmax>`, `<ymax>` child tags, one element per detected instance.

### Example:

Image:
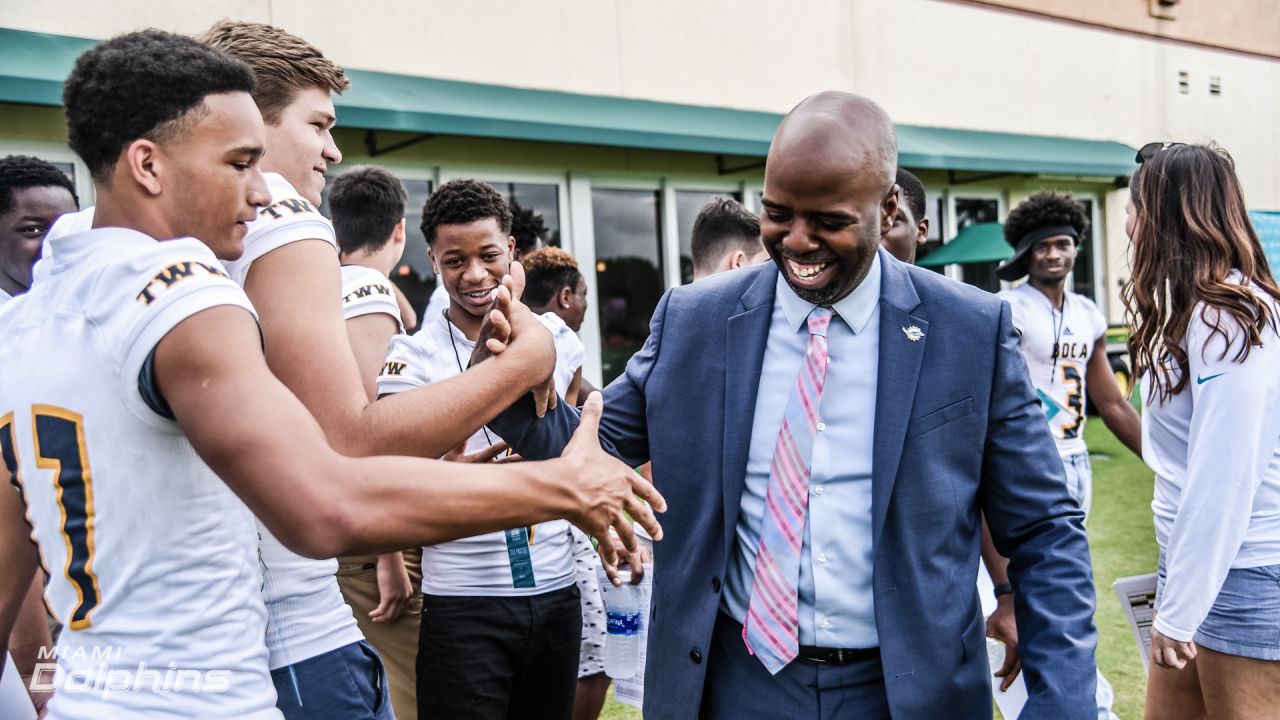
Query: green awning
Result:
<box><xmin>0</xmin><ymin>28</ymin><xmax>88</xmax><ymax>106</ymax></box>
<box><xmin>917</xmin><ymin>222</ymin><xmax>1012</xmax><ymax>267</ymax></box>
<box><xmin>896</xmin><ymin>124</ymin><xmax>1136</xmax><ymax>176</ymax></box>
<box><xmin>339</xmin><ymin>68</ymin><xmax>780</xmax><ymax>157</ymax></box>
<box><xmin>0</xmin><ymin>27</ymin><xmax>1137</xmax><ymax>176</ymax></box>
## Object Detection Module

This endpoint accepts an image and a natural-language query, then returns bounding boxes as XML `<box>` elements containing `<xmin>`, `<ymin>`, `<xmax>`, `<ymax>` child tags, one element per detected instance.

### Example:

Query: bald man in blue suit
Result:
<box><xmin>490</xmin><ymin>92</ymin><xmax>1097</xmax><ymax>719</ymax></box>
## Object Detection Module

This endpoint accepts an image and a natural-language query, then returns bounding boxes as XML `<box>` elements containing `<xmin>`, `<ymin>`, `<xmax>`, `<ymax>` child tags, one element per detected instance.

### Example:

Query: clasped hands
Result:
<box><xmin>467</xmin><ymin>261</ymin><xmax>558</xmax><ymax>418</ymax></box>
<box><xmin>458</xmin><ymin>261</ymin><xmax>665</xmax><ymax>586</ymax></box>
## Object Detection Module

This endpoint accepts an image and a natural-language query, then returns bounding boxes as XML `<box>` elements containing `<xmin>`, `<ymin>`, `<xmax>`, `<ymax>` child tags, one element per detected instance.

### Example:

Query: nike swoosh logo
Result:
<box><xmin>1197</xmin><ymin>373</ymin><xmax>1227</xmax><ymax>385</ymax></box>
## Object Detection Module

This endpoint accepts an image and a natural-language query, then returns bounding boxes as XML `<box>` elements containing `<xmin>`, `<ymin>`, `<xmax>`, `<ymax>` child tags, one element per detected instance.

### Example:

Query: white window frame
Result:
<box><xmin>436</xmin><ymin>167</ymin><xmax>572</xmax><ymax>254</ymax></box>
<box><xmin>943</xmin><ymin>188</ymin><xmax>1006</xmax><ymax>286</ymax></box>
<box><xmin>401</xmin><ymin>170</ymin><xmax>759</xmax><ymax>386</ymax></box>
<box><xmin>574</xmin><ymin>176</ymin><xmax>665</xmax><ymax>386</ymax></box>
<box><xmin>665</xmin><ymin>179</ymin><xmax>747</xmax><ymax>288</ymax></box>
<box><xmin>1071</xmin><ymin>191</ymin><xmax>1107</xmax><ymax>318</ymax></box>
<box><xmin>743</xmin><ymin>184</ymin><xmax>764</xmax><ymax>213</ymax></box>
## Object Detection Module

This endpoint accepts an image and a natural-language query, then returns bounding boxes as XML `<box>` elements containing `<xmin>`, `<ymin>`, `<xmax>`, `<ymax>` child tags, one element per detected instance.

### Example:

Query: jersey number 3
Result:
<box><xmin>1060</xmin><ymin>365</ymin><xmax>1085</xmax><ymax>440</ymax></box>
<box><xmin>2</xmin><ymin>406</ymin><xmax>101</xmax><ymax>630</ymax></box>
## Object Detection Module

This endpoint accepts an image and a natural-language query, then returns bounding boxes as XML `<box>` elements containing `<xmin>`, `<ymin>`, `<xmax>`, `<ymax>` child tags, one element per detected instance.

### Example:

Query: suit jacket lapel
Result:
<box><xmin>722</xmin><ymin>265</ymin><xmax>777</xmax><ymax>554</ymax></box>
<box><xmin>871</xmin><ymin>253</ymin><xmax>928</xmax><ymax>548</ymax></box>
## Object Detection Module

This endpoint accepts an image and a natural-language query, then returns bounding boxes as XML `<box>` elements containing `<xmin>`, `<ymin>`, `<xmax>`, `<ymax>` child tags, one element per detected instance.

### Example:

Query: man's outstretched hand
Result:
<box><xmin>561</xmin><ymin>392</ymin><xmax>665</xmax><ymax>585</ymax></box>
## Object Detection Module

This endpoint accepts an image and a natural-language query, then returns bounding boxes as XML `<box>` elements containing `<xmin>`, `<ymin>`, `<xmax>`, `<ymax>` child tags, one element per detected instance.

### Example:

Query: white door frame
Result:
<box><xmin>943</xmin><ymin>188</ymin><xmax>1006</xmax><ymax>286</ymax></box>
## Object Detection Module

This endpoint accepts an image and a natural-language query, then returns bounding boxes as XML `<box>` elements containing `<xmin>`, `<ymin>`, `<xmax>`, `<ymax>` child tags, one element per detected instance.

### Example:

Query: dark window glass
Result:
<box><xmin>398</xmin><ymin>179</ymin><xmax>434</xmax><ymax>276</ymax></box>
<box><xmin>394</xmin><ymin>179</ymin><xmax>435</xmax><ymax>321</ymax></box>
<box><xmin>487</xmin><ymin>181</ymin><xmax>562</xmax><ymax>248</ymax></box>
<box><xmin>955</xmin><ymin>198</ymin><xmax>1001</xmax><ymax>293</ymax></box>
<box><xmin>913</xmin><ymin>196</ymin><xmax>948</xmax><ymax>273</ymax></box>
<box><xmin>1073</xmin><ymin>199</ymin><xmax>1097</xmax><ymax>302</ymax></box>
<box><xmin>592</xmin><ymin>188</ymin><xmax>663</xmax><ymax>384</ymax></box>
<box><xmin>51</xmin><ymin>162</ymin><xmax>75</xmax><ymax>184</ymax></box>
<box><xmin>676</xmin><ymin>190</ymin><xmax>742</xmax><ymax>285</ymax></box>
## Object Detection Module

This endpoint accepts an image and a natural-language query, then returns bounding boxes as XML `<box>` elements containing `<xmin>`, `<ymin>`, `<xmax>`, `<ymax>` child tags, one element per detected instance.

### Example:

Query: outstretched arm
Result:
<box><xmin>489</xmin><ymin>290</ymin><xmax>673</xmax><ymax>466</ymax></box>
<box><xmin>1086</xmin><ymin>337</ymin><xmax>1141</xmax><ymax>457</ymax></box>
<box><xmin>154</xmin><ymin>304</ymin><xmax>663</xmax><ymax>568</ymax></box>
<box><xmin>244</xmin><ymin>240</ymin><xmax>554</xmax><ymax>459</ymax></box>
<box><xmin>346</xmin><ymin>307</ymin><xmax>413</xmax><ymax>623</ymax></box>
<box><xmin>981</xmin><ymin>301</ymin><xmax>1097</xmax><ymax>718</ymax></box>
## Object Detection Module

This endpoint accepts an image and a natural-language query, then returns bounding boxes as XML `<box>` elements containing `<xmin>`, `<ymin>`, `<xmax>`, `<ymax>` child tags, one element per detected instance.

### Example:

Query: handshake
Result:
<box><xmin>461</xmin><ymin>261</ymin><xmax>665</xmax><ymax>585</ymax></box>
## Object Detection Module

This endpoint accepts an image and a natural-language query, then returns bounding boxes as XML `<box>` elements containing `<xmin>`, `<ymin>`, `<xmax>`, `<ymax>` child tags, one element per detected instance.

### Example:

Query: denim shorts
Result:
<box><xmin>1156</xmin><ymin>553</ymin><xmax>1280</xmax><ymax>661</ymax></box>
<box><xmin>1062</xmin><ymin>450</ymin><xmax>1093</xmax><ymax>521</ymax></box>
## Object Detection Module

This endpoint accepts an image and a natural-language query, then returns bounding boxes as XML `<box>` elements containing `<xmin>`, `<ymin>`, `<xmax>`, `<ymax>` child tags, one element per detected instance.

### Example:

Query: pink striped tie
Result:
<box><xmin>742</xmin><ymin>306</ymin><xmax>833</xmax><ymax>674</ymax></box>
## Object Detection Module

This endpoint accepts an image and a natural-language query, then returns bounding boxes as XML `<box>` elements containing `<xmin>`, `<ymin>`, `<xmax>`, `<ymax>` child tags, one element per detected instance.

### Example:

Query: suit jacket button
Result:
<box><xmin>711</xmin><ymin>577</ymin><xmax>721</xmax><ymax>593</ymax></box>
<box><xmin>690</xmin><ymin>648</ymin><xmax>702</xmax><ymax>664</ymax></box>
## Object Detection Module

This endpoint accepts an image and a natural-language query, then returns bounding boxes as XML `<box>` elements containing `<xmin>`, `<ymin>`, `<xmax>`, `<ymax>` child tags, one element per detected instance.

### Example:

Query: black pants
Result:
<box><xmin>417</xmin><ymin>584</ymin><xmax>581</xmax><ymax>720</ymax></box>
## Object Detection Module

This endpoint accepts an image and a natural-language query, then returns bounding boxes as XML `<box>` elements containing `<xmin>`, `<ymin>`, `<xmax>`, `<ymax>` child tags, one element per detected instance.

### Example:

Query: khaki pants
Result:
<box><xmin>337</xmin><ymin>550</ymin><xmax>423</xmax><ymax>720</ymax></box>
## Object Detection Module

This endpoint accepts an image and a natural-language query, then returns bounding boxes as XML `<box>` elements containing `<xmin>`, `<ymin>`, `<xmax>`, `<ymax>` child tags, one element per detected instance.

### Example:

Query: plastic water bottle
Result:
<box><xmin>604</xmin><ymin>581</ymin><xmax>642</xmax><ymax>679</ymax></box>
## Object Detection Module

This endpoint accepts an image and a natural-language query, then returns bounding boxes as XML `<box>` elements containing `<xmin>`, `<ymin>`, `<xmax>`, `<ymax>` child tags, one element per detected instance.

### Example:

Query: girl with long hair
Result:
<box><xmin>1123</xmin><ymin>142</ymin><xmax>1280</xmax><ymax>719</ymax></box>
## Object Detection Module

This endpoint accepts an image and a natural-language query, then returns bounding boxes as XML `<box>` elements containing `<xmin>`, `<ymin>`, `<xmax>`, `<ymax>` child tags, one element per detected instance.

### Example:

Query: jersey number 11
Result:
<box><xmin>2</xmin><ymin>407</ymin><xmax>101</xmax><ymax>630</ymax></box>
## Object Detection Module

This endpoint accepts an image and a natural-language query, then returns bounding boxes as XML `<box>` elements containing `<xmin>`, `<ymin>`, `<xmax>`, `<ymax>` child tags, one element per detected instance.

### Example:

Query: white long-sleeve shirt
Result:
<box><xmin>1143</xmin><ymin>278</ymin><xmax>1280</xmax><ymax>642</ymax></box>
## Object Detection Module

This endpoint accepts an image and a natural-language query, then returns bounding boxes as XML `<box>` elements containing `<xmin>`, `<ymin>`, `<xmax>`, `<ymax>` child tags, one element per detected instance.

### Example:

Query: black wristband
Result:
<box><xmin>993</xmin><ymin>582</ymin><xmax>1013</xmax><ymax>598</ymax></box>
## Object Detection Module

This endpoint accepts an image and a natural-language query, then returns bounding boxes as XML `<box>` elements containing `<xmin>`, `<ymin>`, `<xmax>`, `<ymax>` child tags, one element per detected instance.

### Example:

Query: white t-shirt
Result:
<box><xmin>1142</xmin><ymin>277</ymin><xmax>1280</xmax><ymax>642</ymax></box>
<box><xmin>376</xmin><ymin>310</ymin><xmax>584</xmax><ymax>596</ymax></box>
<box><xmin>0</xmin><ymin>227</ymin><xmax>279</xmax><ymax>719</ymax></box>
<box><xmin>1000</xmin><ymin>283</ymin><xmax>1108</xmax><ymax>457</ymax></box>
<box><xmin>424</xmin><ymin>282</ymin><xmax>449</xmax><ymax>323</ymax></box>
<box><xmin>340</xmin><ymin>264</ymin><xmax>404</xmax><ymax>331</ymax></box>
<box><xmin>0</xmin><ymin>287</ymin><xmax>11</xmax><ymax>308</ymax></box>
<box><xmin>231</xmin><ymin>173</ymin><xmax>362</xmax><ymax>669</ymax></box>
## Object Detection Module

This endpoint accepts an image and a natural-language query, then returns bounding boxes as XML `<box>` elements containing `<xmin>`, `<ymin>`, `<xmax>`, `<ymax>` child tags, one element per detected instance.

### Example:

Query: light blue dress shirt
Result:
<box><xmin>722</xmin><ymin>254</ymin><xmax>882</xmax><ymax>648</ymax></box>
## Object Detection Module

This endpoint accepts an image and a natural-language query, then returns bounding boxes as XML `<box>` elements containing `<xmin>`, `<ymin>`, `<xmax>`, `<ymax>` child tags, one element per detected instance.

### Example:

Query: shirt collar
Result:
<box><xmin>776</xmin><ymin>252</ymin><xmax>881</xmax><ymax>335</ymax></box>
<box><xmin>432</xmin><ymin>307</ymin><xmax>477</xmax><ymax>351</ymax></box>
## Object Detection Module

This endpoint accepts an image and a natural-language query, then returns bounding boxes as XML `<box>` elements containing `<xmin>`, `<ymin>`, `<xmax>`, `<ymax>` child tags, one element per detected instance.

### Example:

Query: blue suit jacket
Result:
<box><xmin>491</xmin><ymin>251</ymin><xmax>1098</xmax><ymax>719</ymax></box>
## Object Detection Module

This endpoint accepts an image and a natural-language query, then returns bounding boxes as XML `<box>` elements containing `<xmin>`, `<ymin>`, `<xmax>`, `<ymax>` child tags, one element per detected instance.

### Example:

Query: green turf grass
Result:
<box><xmin>600</xmin><ymin>422</ymin><xmax>1158</xmax><ymax>719</ymax></box>
<box><xmin>1081</xmin><ymin>420</ymin><xmax>1158</xmax><ymax>719</ymax></box>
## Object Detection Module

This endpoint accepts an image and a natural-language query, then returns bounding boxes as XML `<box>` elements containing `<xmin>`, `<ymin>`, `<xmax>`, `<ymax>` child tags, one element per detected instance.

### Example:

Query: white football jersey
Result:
<box><xmin>340</xmin><ymin>264</ymin><xmax>403</xmax><ymax>331</ymax></box>
<box><xmin>0</xmin><ymin>227</ymin><xmax>279</xmax><ymax>719</ymax></box>
<box><xmin>376</xmin><ymin>311</ymin><xmax>584</xmax><ymax>596</ymax></box>
<box><xmin>1000</xmin><ymin>283</ymin><xmax>1108</xmax><ymax>457</ymax></box>
<box><xmin>228</xmin><ymin>173</ymin><xmax>363</xmax><ymax>669</ymax></box>
<box><xmin>222</xmin><ymin>173</ymin><xmax>336</xmax><ymax>287</ymax></box>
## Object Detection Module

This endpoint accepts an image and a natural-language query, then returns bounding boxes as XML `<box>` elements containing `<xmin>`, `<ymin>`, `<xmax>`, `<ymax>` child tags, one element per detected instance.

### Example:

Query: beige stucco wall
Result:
<box><xmin>3</xmin><ymin>0</ymin><xmax>1276</xmax><ymax>325</ymax></box>
<box><xmin>973</xmin><ymin>0</ymin><xmax>1280</xmax><ymax>57</ymax></box>
<box><xmin>847</xmin><ymin>0</ymin><xmax>1278</xmax><ymax>209</ymax></box>
<box><xmin>1</xmin><ymin>0</ymin><xmax>1274</xmax><ymax>205</ymax></box>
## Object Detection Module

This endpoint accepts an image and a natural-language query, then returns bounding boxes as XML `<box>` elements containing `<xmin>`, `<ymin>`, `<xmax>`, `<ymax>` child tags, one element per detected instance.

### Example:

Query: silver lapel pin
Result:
<box><xmin>902</xmin><ymin>325</ymin><xmax>924</xmax><ymax>342</ymax></box>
